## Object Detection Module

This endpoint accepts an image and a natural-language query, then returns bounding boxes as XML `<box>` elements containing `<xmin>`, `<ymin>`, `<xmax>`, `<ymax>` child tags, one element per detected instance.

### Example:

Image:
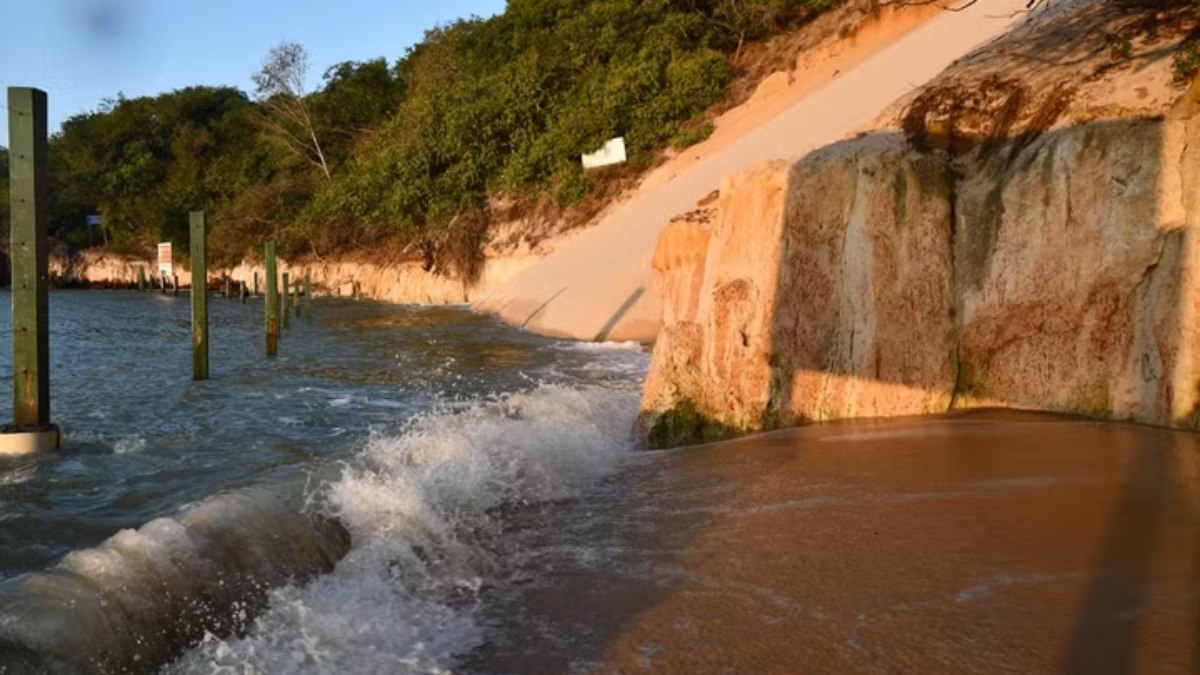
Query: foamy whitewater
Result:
<box><xmin>0</xmin><ymin>382</ymin><xmax>642</xmax><ymax>674</ymax></box>
<box><xmin>161</xmin><ymin>383</ymin><xmax>641</xmax><ymax>674</ymax></box>
<box><xmin>0</xmin><ymin>293</ymin><xmax>650</xmax><ymax>673</ymax></box>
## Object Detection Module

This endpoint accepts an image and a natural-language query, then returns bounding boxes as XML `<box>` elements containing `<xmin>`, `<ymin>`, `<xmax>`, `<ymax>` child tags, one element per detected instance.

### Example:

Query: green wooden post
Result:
<box><xmin>282</xmin><ymin>272</ymin><xmax>291</xmax><ymax>329</ymax></box>
<box><xmin>138</xmin><ymin>267</ymin><xmax>146</xmax><ymax>292</ymax></box>
<box><xmin>8</xmin><ymin>87</ymin><xmax>51</xmax><ymax>428</ymax></box>
<box><xmin>190</xmin><ymin>212</ymin><xmax>209</xmax><ymax>380</ymax></box>
<box><xmin>304</xmin><ymin>272</ymin><xmax>312</xmax><ymax>320</ymax></box>
<box><xmin>293</xmin><ymin>278</ymin><xmax>301</xmax><ymax>317</ymax></box>
<box><xmin>265</xmin><ymin>243</ymin><xmax>279</xmax><ymax>356</ymax></box>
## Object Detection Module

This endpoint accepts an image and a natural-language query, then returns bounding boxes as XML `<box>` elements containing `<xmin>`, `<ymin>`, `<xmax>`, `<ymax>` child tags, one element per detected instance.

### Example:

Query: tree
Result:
<box><xmin>38</xmin><ymin>0</ymin><xmax>844</xmax><ymax>269</ymax></box>
<box><xmin>311</xmin><ymin>59</ymin><xmax>404</xmax><ymax>165</ymax></box>
<box><xmin>252</xmin><ymin>43</ymin><xmax>332</xmax><ymax>181</ymax></box>
<box><xmin>49</xmin><ymin>87</ymin><xmax>262</xmax><ymax>252</ymax></box>
<box><xmin>709</xmin><ymin>0</ymin><xmax>798</xmax><ymax>62</ymax></box>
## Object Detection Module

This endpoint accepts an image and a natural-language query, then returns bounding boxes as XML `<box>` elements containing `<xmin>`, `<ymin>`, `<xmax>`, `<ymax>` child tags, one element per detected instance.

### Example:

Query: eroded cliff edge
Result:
<box><xmin>640</xmin><ymin>1</ymin><xmax>1200</xmax><ymax>445</ymax></box>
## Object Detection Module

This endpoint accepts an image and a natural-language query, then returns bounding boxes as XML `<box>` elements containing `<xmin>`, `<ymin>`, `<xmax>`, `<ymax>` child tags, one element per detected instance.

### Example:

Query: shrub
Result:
<box><xmin>40</xmin><ymin>0</ymin><xmax>842</xmax><ymax>270</ymax></box>
<box><xmin>671</xmin><ymin>122</ymin><xmax>717</xmax><ymax>149</ymax></box>
<box><xmin>1173</xmin><ymin>40</ymin><xmax>1200</xmax><ymax>82</ymax></box>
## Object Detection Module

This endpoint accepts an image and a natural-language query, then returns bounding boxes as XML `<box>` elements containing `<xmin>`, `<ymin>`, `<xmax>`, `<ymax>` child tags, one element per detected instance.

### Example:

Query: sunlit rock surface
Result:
<box><xmin>641</xmin><ymin>105</ymin><xmax>1200</xmax><ymax>442</ymax></box>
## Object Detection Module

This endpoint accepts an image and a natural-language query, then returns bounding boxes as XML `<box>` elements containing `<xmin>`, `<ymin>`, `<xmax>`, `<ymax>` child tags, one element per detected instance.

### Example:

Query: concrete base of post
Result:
<box><xmin>0</xmin><ymin>424</ymin><xmax>61</xmax><ymax>455</ymax></box>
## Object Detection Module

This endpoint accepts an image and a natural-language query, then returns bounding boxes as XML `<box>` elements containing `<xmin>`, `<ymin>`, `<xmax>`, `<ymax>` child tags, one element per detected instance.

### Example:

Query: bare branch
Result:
<box><xmin>875</xmin><ymin>0</ymin><xmax>1052</xmax><ymax>14</ymax></box>
<box><xmin>253</xmin><ymin>42</ymin><xmax>332</xmax><ymax>181</ymax></box>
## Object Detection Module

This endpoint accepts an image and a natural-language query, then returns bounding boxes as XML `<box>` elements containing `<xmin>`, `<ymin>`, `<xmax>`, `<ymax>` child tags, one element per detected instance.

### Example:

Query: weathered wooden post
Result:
<box><xmin>253</xmin><ymin>272</ymin><xmax>259</xmax><ymax>297</ymax></box>
<box><xmin>304</xmin><ymin>272</ymin><xmax>312</xmax><ymax>321</ymax></box>
<box><xmin>293</xmin><ymin>278</ymin><xmax>301</xmax><ymax>317</ymax></box>
<box><xmin>282</xmin><ymin>272</ymin><xmax>291</xmax><ymax>329</ymax></box>
<box><xmin>0</xmin><ymin>87</ymin><xmax>58</xmax><ymax>453</ymax></box>
<box><xmin>265</xmin><ymin>243</ymin><xmax>279</xmax><ymax>356</ymax></box>
<box><xmin>240</xmin><ymin>280</ymin><xmax>247</xmax><ymax>303</ymax></box>
<box><xmin>223</xmin><ymin>274</ymin><xmax>230</xmax><ymax>300</ymax></box>
<box><xmin>138</xmin><ymin>267</ymin><xmax>146</xmax><ymax>292</ymax></box>
<box><xmin>190</xmin><ymin>211</ymin><xmax>209</xmax><ymax>380</ymax></box>
<box><xmin>159</xmin><ymin>274</ymin><xmax>167</xmax><ymax>294</ymax></box>
<box><xmin>172</xmin><ymin>274</ymin><xmax>179</xmax><ymax>297</ymax></box>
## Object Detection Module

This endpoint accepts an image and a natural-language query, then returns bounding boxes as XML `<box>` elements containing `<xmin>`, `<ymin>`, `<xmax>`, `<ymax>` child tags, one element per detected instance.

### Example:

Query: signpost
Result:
<box><xmin>157</xmin><ymin>242</ymin><xmax>173</xmax><ymax>278</ymax></box>
<box><xmin>86</xmin><ymin>214</ymin><xmax>101</xmax><ymax>247</ymax></box>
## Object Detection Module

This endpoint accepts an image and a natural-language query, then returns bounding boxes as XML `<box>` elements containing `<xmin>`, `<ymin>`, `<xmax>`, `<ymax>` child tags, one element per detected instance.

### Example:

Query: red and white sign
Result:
<box><xmin>157</xmin><ymin>243</ymin><xmax>173</xmax><ymax>277</ymax></box>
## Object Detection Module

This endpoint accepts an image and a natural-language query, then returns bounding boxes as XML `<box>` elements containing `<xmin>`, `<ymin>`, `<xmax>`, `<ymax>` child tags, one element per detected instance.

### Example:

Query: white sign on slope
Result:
<box><xmin>581</xmin><ymin>137</ymin><xmax>627</xmax><ymax>170</ymax></box>
<box><xmin>157</xmin><ymin>242</ymin><xmax>173</xmax><ymax>277</ymax></box>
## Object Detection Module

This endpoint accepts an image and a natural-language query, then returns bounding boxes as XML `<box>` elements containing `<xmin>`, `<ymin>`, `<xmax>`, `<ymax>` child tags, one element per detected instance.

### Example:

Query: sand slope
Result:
<box><xmin>475</xmin><ymin>0</ymin><xmax>1030</xmax><ymax>342</ymax></box>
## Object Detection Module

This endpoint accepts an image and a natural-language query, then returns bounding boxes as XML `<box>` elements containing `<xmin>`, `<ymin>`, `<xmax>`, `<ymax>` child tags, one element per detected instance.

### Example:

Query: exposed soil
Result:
<box><xmin>876</xmin><ymin>0</ymin><xmax>1200</xmax><ymax>151</ymax></box>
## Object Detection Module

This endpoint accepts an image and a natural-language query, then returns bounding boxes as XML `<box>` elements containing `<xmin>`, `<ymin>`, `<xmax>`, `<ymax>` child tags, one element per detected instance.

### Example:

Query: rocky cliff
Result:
<box><xmin>640</xmin><ymin>80</ymin><xmax>1200</xmax><ymax>446</ymax></box>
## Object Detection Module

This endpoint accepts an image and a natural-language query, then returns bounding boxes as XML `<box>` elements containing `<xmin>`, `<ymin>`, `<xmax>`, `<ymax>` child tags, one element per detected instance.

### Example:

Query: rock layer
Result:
<box><xmin>641</xmin><ymin>108</ymin><xmax>1200</xmax><ymax>443</ymax></box>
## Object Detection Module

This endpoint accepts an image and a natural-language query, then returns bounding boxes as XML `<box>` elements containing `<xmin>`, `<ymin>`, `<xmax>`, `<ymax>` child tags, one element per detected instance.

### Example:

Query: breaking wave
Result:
<box><xmin>166</xmin><ymin>383</ymin><xmax>639</xmax><ymax>674</ymax></box>
<box><xmin>0</xmin><ymin>383</ymin><xmax>639</xmax><ymax>674</ymax></box>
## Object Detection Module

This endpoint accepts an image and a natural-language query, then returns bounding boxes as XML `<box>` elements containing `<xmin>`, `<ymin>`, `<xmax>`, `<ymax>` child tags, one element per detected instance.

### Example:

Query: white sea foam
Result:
<box><xmin>166</xmin><ymin>383</ymin><xmax>640</xmax><ymax>674</ymax></box>
<box><xmin>554</xmin><ymin>340</ymin><xmax>646</xmax><ymax>352</ymax></box>
<box><xmin>113</xmin><ymin>436</ymin><xmax>147</xmax><ymax>454</ymax></box>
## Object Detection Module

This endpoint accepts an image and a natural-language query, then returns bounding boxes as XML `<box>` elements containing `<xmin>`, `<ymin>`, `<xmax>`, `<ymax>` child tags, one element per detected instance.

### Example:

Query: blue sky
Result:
<box><xmin>0</xmin><ymin>0</ymin><xmax>506</xmax><ymax>146</ymax></box>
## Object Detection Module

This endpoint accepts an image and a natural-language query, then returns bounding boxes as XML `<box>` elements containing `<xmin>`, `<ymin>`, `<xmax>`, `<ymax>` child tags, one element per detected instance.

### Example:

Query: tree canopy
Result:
<box><xmin>17</xmin><ymin>0</ymin><xmax>836</xmax><ymax>271</ymax></box>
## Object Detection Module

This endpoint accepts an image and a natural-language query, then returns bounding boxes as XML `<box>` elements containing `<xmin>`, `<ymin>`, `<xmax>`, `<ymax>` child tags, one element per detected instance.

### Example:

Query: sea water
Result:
<box><xmin>0</xmin><ymin>290</ymin><xmax>648</xmax><ymax>673</ymax></box>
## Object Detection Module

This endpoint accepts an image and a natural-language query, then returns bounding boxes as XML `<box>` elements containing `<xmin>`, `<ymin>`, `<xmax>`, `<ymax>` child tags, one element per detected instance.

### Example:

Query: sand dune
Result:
<box><xmin>475</xmin><ymin>0</ymin><xmax>1030</xmax><ymax>343</ymax></box>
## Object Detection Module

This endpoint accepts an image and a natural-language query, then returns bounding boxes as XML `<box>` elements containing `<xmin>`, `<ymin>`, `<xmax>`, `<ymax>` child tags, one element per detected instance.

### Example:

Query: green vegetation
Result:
<box><xmin>670</xmin><ymin>121</ymin><xmax>717</xmax><ymax>149</ymax></box>
<box><xmin>1173</xmin><ymin>40</ymin><xmax>1200</xmax><ymax>82</ymax></box>
<box><xmin>5</xmin><ymin>0</ymin><xmax>837</xmax><ymax>272</ymax></box>
<box><xmin>646</xmin><ymin>399</ymin><xmax>741</xmax><ymax>449</ymax></box>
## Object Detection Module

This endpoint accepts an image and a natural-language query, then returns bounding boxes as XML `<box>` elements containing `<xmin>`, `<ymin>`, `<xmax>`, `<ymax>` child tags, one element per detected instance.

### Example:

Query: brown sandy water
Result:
<box><xmin>467</xmin><ymin>410</ymin><xmax>1199</xmax><ymax>674</ymax></box>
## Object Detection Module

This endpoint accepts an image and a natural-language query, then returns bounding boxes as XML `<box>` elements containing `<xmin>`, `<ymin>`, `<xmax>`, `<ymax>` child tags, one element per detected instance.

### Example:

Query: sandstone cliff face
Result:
<box><xmin>641</xmin><ymin>110</ymin><xmax>1200</xmax><ymax>444</ymax></box>
<box><xmin>955</xmin><ymin>116</ymin><xmax>1200</xmax><ymax>426</ymax></box>
<box><xmin>48</xmin><ymin>249</ymin><xmax>544</xmax><ymax>305</ymax></box>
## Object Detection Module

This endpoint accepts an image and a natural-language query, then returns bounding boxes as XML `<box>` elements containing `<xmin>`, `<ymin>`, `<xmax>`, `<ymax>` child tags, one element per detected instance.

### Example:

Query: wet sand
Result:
<box><xmin>467</xmin><ymin>410</ymin><xmax>1199</xmax><ymax>674</ymax></box>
